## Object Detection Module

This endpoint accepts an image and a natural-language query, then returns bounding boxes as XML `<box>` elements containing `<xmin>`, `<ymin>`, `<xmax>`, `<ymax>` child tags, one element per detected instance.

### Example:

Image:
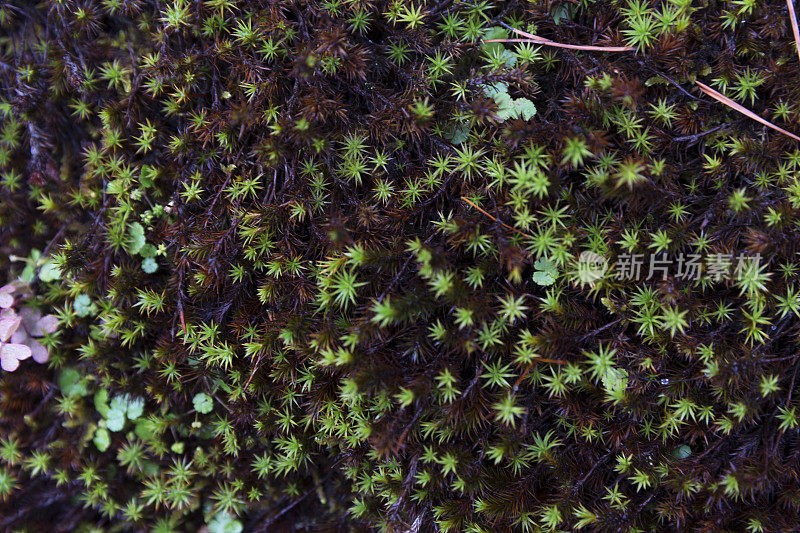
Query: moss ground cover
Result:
<box><xmin>2</xmin><ymin>0</ymin><xmax>800</xmax><ymax>531</ymax></box>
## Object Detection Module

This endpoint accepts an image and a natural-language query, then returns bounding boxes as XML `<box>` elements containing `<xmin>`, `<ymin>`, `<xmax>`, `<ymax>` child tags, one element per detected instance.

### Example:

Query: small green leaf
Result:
<box><xmin>482</xmin><ymin>26</ymin><xmax>509</xmax><ymax>53</ymax></box>
<box><xmin>134</xmin><ymin>419</ymin><xmax>155</xmax><ymax>441</ymax></box>
<box><xmin>74</xmin><ymin>294</ymin><xmax>94</xmax><ymax>317</ymax></box>
<box><xmin>106</xmin><ymin>408</ymin><xmax>126</xmax><ymax>432</ymax></box>
<box><xmin>498</xmin><ymin>97</ymin><xmax>536</xmax><ymax>121</ymax></box>
<box><xmin>193</xmin><ymin>392</ymin><xmax>214</xmax><ymax>414</ymax></box>
<box><xmin>483</xmin><ymin>82</ymin><xmax>508</xmax><ymax>98</ymax></box>
<box><xmin>500</xmin><ymin>50</ymin><xmax>517</xmax><ymax>67</ymax></box>
<box><xmin>532</xmin><ymin>270</ymin><xmax>556</xmax><ymax>286</ymax></box>
<box><xmin>94</xmin><ymin>389</ymin><xmax>110</xmax><ymax>417</ymax></box>
<box><xmin>59</xmin><ymin>368</ymin><xmax>89</xmax><ymax>397</ymax></box>
<box><xmin>532</xmin><ymin>257</ymin><xmax>557</xmax><ymax>285</ymax></box>
<box><xmin>141</xmin><ymin>460</ymin><xmax>160</xmax><ymax>477</ymax></box>
<box><xmin>515</xmin><ymin>98</ymin><xmax>537</xmax><ymax>120</ymax></box>
<box><xmin>486</xmin><ymin>80</ymin><xmax>537</xmax><ymax>122</ymax></box>
<box><xmin>20</xmin><ymin>249</ymin><xmax>42</xmax><ymax>283</ymax></box>
<box><xmin>445</xmin><ymin>123</ymin><xmax>470</xmax><ymax>144</ymax></box>
<box><xmin>141</xmin><ymin>257</ymin><xmax>158</xmax><ymax>274</ymax></box>
<box><xmin>38</xmin><ymin>260</ymin><xmax>62</xmax><ymax>282</ymax></box>
<box><xmin>601</xmin><ymin>367</ymin><xmax>629</xmax><ymax>395</ymax></box>
<box><xmin>494</xmin><ymin>90</ymin><xmax>512</xmax><ymax>108</ymax></box>
<box><xmin>139</xmin><ymin>243</ymin><xmax>157</xmax><ymax>258</ymax></box>
<box><xmin>110</xmin><ymin>395</ymin><xmax>127</xmax><ymax>414</ymax></box>
<box><xmin>93</xmin><ymin>427</ymin><xmax>110</xmax><ymax>452</ymax></box>
<box><xmin>534</xmin><ymin>257</ymin><xmax>555</xmax><ymax>271</ymax></box>
<box><xmin>125</xmin><ymin>396</ymin><xmax>144</xmax><ymax>420</ymax></box>
<box><xmin>124</xmin><ymin>222</ymin><xmax>147</xmax><ymax>255</ymax></box>
<box><xmin>672</xmin><ymin>444</ymin><xmax>692</xmax><ymax>459</ymax></box>
<box><xmin>208</xmin><ymin>512</ymin><xmax>243</xmax><ymax>533</ymax></box>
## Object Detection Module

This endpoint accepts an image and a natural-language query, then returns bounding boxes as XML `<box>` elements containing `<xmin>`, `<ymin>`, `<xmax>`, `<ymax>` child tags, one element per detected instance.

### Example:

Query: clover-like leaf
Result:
<box><xmin>59</xmin><ymin>368</ymin><xmax>89</xmax><ymax>397</ymax></box>
<box><xmin>38</xmin><ymin>260</ymin><xmax>62</xmax><ymax>282</ymax></box>
<box><xmin>139</xmin><ymin>243</ymin><xmax>158</xmax><ymax>258</ymax></box>
<box><xmin>20</xmin><ymin>307</ymin><xmax>58</xmax><ymax>337</ymax></box>
<box><xmin>0</xmin><ymin>312</ymin><xmax>21</xmax><ymax>341</ymax></box>
<box><xmin>483</xmin><ymin>82</ymin><xmax>508</xmax><ymax>98</ymax></box>
<box><xmin>1</xmin><ymin>343</ymin><xmax>31</xmax><ymax>372</ymax></box>
<box><xmin>124</xmin><ymin>222</ymin><xmax>147</xmax><ymax>255</ymax></box>
<box><xmin>498</xmin><ymin>96</ymin><xmax>536</xmax><ymax>121</ymax></box>
<box><xmin>28</xmin><ymin>338</ymin><xmax>49</xmax><ymax>364</ymax></box>
<box><xmin>0</xmin><ymin>284</ymin><xmax>14</xmax><ymax>309</ymax></box>
<box><xmin>106</xmin><ymin>408</ymin><xmax>126</xmax><ymax>432</ymax></box>
<box><xmin>207</xmin><ymin>512</ymin><xmax>243</xmax><ymax>533</ymax></box>
<box><xmin>135</xmin><ymin>419</ymin><xmax>155</xmax><ymax>441</ymax></box>
<box><xmin>514</xmin><ymin>98</ymin><xmax>537</xmax><ymax>120</ymax></box>
<box><xmin>142</xmin><ymin>257</ymin><xmax>158</xmax><ymax>274</ymax></box>
<box><xmin>74</xmin><ymin>294</ymin><xmax>94</xmax><ymax>317</ymax></box>
<box><xmin>110</xmin><ymin>395</ymin><xmax>128</xmax><ymax>414</ymax></box>
<box><xmin>93</xmin><ymin>427</ymin><xmax>110</xmax><ymax>452</ymax></box>
<box><xmin>531</xmin><ymin>269</ymin><xmax>556</xmax><ymax>286</ymax></box>
<box><xmin>125</xmin><ymin>395</ymin><xmax>144</xmax><ymax>420</ymax></box>
<box><xmin>193</xmin><ymin>392</ymin><xmax>214</xmax><ymax>414</ymax></box>
<box><xmin>36</xmin><ymin>314</ymin><xmax>59</xmax><ymax>335</ymax></box>
<box><xmin>94</xmin><ymin>389</ymin><xmax>110</xmax><ymax>417</ymax></box>
<box><xmin>532</xmin><ymin>257</ymin><xmax>558</xmax><ymax>286</ymax></box>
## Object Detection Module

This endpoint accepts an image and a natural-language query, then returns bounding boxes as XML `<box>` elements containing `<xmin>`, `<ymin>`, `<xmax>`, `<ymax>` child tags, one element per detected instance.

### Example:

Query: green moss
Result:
<box><xmin>1</xmin><ymin>0</ymin><xmax>800</xmax><ymax>531</ymax></box>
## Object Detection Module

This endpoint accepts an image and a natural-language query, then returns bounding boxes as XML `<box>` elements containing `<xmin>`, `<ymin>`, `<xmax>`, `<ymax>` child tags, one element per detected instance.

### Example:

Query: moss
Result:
<box><xmin>1</xmin><ymin>0</ymin><xmax>800</xmax><ymax>531</ymax></box>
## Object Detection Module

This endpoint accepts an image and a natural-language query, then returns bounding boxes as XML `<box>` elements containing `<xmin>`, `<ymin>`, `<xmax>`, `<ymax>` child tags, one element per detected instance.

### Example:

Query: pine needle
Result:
<box><xmin>483</xmin><ymin>27</ymin><xmax>634</xmax><ymax>52</ymax></box>
<box><xmin>695</xmin><ymin>81</ymin><xmax>800</xmax><ymax>142</ymax></box>
<box><xmin>461</xmin><ymin>196</ymin><xmax>534</xmax><ymax>240</ymax></box>
<box><xmin>788</xmin><ymin>0</ymin><xmax>800</xmax><ymax>65</ymax></box>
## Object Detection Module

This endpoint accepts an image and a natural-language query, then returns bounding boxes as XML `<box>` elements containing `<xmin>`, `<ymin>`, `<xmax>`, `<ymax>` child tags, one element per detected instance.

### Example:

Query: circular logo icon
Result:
<box><xmin>577</xmin><ymin>251</ymin><xmax>608</xmax><ymax>283</ymax></box>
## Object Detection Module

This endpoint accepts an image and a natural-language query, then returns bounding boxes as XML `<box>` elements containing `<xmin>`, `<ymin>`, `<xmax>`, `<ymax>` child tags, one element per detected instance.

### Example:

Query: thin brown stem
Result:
<box><xmin>461</xmin><ymin>196</ymin><xmax>534</xmax><ymax>240</ymax></box>
<box><xmin>483</xmin><ymin>27</ymin><xmax>634</xmax><ymax>52</ymax></box>
<box><xmin>696</xmin><ymin>81</ymin><xmax>800</xmax><ymax>142</ymax></box>
<box><xmin>485</xmin><ymin>38</ymin><xmax>634</xmax><ymax>52</ymax></box>
<box><xmin>788</xmin><ymin>0</ymin><xmax>800</xmax><ymax>65</ymax></box>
